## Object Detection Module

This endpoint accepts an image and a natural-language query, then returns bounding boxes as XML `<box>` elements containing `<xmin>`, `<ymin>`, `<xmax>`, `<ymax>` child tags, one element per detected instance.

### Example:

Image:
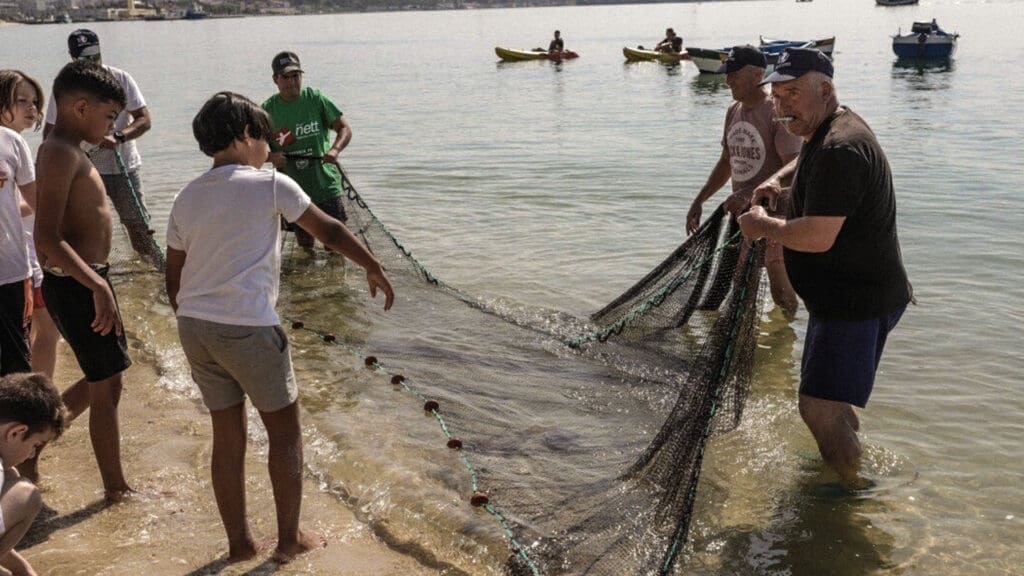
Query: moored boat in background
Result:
<box><xmin>760</xmin><ymin>36</ymin><xmax>835</xmax><ymax>57</ymax></box>
<box><xmin>876</xmin><ymin>0</ymin><xmax>919</xmax><ymax>6</ymax></box>
<box><xmin>686</xmin><ymin>36</ymin><xmax>834</xmax><ymax>74</ymax></box>
<box><xmin>685</xmin><ymin>46</ymin><xmax>734</xmax><ymax>74</ymax></box>
<box><xmin>892</xmin><ymin>20</ymin><xmax>958</xmax><ymax>59</ymax></box>
<box><xmin>183</xmin><ymin>3</ymin><xmax>208</xmax><ymax>19</ymax></box>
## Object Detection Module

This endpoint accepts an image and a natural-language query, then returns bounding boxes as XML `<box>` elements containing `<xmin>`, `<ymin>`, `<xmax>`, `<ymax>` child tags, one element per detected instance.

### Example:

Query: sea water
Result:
<box><xmin>3</xmin><ymin>0</ymin><xmax>1022</xmax><ymax>573</ymax></box>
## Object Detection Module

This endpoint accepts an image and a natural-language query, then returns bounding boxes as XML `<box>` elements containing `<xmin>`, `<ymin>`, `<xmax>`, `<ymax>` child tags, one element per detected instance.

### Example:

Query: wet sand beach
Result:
<box><xmin>18</xmin><ymin>331</ymin><xmax>435</xmax><ymax>575</ymax></box>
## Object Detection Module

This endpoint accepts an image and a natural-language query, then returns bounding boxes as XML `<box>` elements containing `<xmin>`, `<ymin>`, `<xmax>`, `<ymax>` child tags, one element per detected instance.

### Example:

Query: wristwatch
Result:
<box><xmin>113</xmin><ymin>131</ymin><xmax>126</xmax><ymax>143</ymax></box>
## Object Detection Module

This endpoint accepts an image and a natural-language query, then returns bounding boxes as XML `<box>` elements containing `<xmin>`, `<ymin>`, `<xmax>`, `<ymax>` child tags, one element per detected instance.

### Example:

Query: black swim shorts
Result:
<box><xmin>285</xmin><ymin>195</ymin><xmax>348</xmax><ymax>240</ymax></box>
<box><xmin>0</xmin><ymin>280</ymin><xmax>31</xmax><ymax>376</ymax></box>
<box><xmin>42</xmin><ymin>266</ymin><xmax>132</xmax><ymax>382</ymax></box>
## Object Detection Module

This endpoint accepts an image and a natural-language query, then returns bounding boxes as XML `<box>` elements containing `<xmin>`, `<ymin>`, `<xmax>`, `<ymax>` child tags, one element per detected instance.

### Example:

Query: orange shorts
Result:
<box><xmin>33</xmin><ymin>285</ymin><xmax>46</xmax><ymax>309</ymax></box>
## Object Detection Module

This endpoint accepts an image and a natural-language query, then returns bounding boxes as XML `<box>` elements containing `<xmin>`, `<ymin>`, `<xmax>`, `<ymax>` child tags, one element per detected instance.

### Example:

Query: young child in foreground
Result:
<box><xmin>165</xmin><ymin>91</ymin><xmax>394</xmax><ymax>562</ymax></box>
<box><xmin>0</xmin><ymin>71</ymin><xmax>40</xmax><ymax>379</ymax></box>
<box><xmin>0</xmin><ymin>70</ymin><xmax>61</xmax><ymax>379</ymax></box>
<box><xmin>0</xmin><ymin>372</ymin><xmax>67</xmax><ymax>576</ymax></box>
<box><xmin>27</xmin><ymin>60</ymin><xmax>133</xmax><ymax>501</ymax></box>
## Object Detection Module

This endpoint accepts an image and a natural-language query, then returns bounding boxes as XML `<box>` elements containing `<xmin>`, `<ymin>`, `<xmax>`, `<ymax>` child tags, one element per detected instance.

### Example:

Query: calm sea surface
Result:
<box><xmin>3</xmin><ymin>0</ymin><xmax>1022</xmax><ymax>573</ymax></box>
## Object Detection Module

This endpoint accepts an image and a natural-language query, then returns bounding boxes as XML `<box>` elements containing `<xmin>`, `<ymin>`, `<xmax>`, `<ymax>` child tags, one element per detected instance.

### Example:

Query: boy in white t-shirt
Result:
<box><xmin>166</xmin><ymin>91</ymin><xmax>393</xmax><ymax>563</ymax></box>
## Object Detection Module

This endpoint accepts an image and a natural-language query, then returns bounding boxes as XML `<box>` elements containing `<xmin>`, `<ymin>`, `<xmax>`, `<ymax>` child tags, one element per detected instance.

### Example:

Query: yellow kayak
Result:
<box><xmin>495</xmin><ymin>46</ymin><xmax>550</xmax><ymax>61</ymax></box>
<box><xmin>623</xmin><ymin>46</ymin><xmax>690</xmax><ymax>64</ymax></box>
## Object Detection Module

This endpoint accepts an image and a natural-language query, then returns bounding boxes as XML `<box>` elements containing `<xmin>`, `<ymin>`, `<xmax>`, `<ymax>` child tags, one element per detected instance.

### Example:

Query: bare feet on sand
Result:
<box><xmin>104</xmin><ymin>487</ymin><xmax>134</xmax><ymax>504</ymax></box>
<box><xmin>103</xmin><ymin>485</ymin><xmax>176</xmax><ymax>504</ymax></box>
<box><xmin>273</xmin><ymin>530</ymin><xmax>327</xmax><ymax>563</ymax></box>
<box><xmin>227</xmin><ymin>538</ymin><xmax>269</xmax><ymax>563</ymax></box>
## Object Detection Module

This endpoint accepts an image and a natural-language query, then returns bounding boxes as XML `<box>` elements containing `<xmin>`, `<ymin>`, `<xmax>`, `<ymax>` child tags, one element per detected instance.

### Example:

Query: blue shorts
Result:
<box><xmin>799</xmin><ymin>304</ymin><xmax>906</xmax><ymax>408</ymax></box>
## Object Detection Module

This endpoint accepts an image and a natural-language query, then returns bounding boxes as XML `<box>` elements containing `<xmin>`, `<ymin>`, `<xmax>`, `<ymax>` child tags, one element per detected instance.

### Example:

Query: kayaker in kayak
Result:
<box><xmin>655</xmin><ymin>28</ymin><xmax>684</xmax><ymax>53</ymax></box>
<box><xmin>548</xmin><ymin>30</ymin><xmax>564</xmax><ymax>54</ymax></box>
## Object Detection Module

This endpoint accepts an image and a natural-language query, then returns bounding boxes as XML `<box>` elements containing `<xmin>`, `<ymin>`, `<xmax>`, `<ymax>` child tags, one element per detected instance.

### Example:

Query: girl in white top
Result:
<box><xmin>0</xmin><ymin>71</ymin><xmax>39</xmax><ymax>375</ymax></box>
<box><xmin>0</xmin><ymin>70</ymin><xmax>60</xmax><ymax>377</ymax></box>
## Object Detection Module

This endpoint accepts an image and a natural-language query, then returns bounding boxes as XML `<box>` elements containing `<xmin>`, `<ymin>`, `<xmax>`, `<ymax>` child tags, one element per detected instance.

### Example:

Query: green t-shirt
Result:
<box><xmin>262</xmin><ymin>87</ymin><xmax>344</xmax><ymax>204</ymax></box>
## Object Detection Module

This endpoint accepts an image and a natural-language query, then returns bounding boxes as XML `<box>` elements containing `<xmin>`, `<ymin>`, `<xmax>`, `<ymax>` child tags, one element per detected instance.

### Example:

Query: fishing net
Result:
<box><xmin>270</xmin><ymin>167</ymin><xmax>768</xmax><ymax>575</ymax></box>
<box><xmin>106</xmin><ymin>150</ymin><xmax>167</xmax><ymax>276</ymax></box>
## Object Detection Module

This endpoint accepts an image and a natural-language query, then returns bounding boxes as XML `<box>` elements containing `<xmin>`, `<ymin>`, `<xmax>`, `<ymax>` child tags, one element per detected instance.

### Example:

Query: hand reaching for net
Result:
<box><xmin>722</xmin><ymin>192</ymin><xmax>750</xmax><ymax>216</ymax></box>
<box><xmin>751</xmin><ymin>178</ymin><xmax>783</xmax><ymax>212</ymax></box>
<box><xmin>366</xmin><ymin>266</ymin><xmax>394</xmax><ymax>311</ymax></box>
<box><xmin>685</xmin><ymin>201</ymin><xmax>702</xmax><ymax>236</ymax></box>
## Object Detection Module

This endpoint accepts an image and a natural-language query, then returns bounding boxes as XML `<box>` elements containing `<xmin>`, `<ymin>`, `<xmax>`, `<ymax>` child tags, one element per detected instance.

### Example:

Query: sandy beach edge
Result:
<box><xmin>15</xmin><ymin>324</ymin><xmax>439</xmax><ymax>576</ymax></box>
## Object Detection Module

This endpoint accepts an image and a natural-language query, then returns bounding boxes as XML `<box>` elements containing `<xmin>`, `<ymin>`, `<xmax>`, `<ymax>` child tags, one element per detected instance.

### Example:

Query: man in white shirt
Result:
<box><xmin>44</xmin><ymin>29</ymin><xmax>163</xmax><ymax>271</ymax></box>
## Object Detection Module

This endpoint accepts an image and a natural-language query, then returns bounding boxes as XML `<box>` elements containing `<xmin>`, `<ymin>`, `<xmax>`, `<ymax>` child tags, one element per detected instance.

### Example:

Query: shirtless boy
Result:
<box><xmin>26</xmin><ymin>60</ymin><xmax>132</xmax><ymax>501</ymax></box>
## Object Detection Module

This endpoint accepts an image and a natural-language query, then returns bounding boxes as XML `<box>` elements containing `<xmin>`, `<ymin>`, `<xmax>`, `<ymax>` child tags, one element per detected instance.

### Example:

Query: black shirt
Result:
<box><xmin>549</xmin><ymin>38</ymin><xmax>564</xmax><ymax>51</ymax></box>
<box><xmin>785</xmin><ymin>106</ymin><xmax>912</xmax><ymax>320</ymax></box>
<box><xmin>666</xmin><ymin>36</ymin><xmax>683</xmax><ymax>52</ymax></box>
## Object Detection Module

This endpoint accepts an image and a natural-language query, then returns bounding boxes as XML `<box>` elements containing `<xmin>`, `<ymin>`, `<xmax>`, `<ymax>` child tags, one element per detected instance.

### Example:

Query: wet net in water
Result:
<box><xmin>107</xmin><ymin>150</ymin><xmax>166</xmax><ymax>276</ymax></box>
<box><xmin>274</xmin><ymin>167</ymin><xmax>767</xmax><ymax>575</ymax></box>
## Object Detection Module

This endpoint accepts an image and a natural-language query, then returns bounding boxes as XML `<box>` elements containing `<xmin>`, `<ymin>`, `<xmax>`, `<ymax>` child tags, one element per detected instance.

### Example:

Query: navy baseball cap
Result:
<box><xmin>717</xmin><ymin>45</ymin><xmax>768</xmax><ymax>74</ymax></box>
<box><xmin>272</xmin><ymin>51</ymin><xmax>303</xmax><ymax>75</ymax></box>
<box><xmin>68</xmin><ymin>29</ymin><xmax>100</xmax><ymax>59</ymax></box>
<box><xmin>760</xmin><ymin>47</ymin><xmax>833</xmax><ymax>85</ymax></box>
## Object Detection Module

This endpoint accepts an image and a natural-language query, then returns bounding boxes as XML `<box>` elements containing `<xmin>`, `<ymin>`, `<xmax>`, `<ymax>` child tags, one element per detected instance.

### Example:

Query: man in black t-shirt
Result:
<box><xmin>738</xmin><ymin>48</ymin><xmax>912</xmax><ymax>487</ymax></box>
<box><xmin>655</xmin><ymin>28</ymin><xmax>684</xmax><ymax>54</ymax></box>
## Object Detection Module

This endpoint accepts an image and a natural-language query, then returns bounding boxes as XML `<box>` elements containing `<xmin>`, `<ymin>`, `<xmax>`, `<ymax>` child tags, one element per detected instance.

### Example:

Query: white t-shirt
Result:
<box><xmin>0</xmin><ymin>127</ymin><xmax>34</xmax><ymax>286</ymax></box>
<box><xmin>721</xmin><ymin>96</ymin><xmax>803</xmax><ymax>205</ymax></box>
<box><xmin>22</xmin><ymin>213</ymin><xmax>42</xmax><ymax>287</ymax></box>
<box><xmin>0</xmin><ymin>458</ymin><xmax>5</xmax><ymax>534</ymax></box>
<box><xmin>166</xmin><ymin>165</ymin><xmax>311</xmax><ymax>326</ymax></box>
<box><xmin>44</xmin><ymin>64</ymin><xmax>146</xmax><ymax>174</ymax></box>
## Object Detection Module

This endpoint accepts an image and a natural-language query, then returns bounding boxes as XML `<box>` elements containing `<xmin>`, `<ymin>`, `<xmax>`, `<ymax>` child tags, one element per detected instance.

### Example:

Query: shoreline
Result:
<box><xmin>5</xmin><ymin>0</ymin><xmax>727</xmax><ymax>26</ymax></box>
<box><xmin>18</xmin><ymin>319</ymin><xmax>436</xmax><ymax>575</ymax></box>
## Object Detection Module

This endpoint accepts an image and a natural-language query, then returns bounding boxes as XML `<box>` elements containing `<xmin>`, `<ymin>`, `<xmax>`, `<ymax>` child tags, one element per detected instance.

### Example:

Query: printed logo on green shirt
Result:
<box><xmin>295</xmin><ymin>120</ymin><xmax>321</xmax><ymax>138</ymax></box>
<box><xmin>275</xmin><ymin>128</ymin><xmax>296</xmax><ymax>147</ymax></box>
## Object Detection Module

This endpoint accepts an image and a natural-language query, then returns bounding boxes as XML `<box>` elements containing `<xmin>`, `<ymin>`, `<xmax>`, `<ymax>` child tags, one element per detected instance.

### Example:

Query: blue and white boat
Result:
<box><xmin>686</xmin><ymin>37</ymin><xmax>835</xmax><ymax>74</ymax></box>
<box><xmin>759</xmin><ymin>36</ymin><xmax>836</xmax><ymax>57</ymax></box>
<box><xmin>893</xmin><ymin>20</ymin><xmax>959</xmax><ymax>59</ymax></box>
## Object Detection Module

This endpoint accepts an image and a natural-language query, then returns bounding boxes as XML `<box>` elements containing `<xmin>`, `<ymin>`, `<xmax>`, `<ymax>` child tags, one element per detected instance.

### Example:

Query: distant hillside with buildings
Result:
<box><xmin>1</xmin><ymin>0</ymin><xmax>633</xmax><ymax>23</ymax></box>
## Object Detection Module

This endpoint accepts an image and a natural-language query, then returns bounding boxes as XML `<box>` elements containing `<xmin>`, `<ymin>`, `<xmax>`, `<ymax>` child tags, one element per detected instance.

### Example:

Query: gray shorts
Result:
<box><xmin>177</xmin><ymin>316</ymin><xmax>297</xmax><ymax>413</ymax></box>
